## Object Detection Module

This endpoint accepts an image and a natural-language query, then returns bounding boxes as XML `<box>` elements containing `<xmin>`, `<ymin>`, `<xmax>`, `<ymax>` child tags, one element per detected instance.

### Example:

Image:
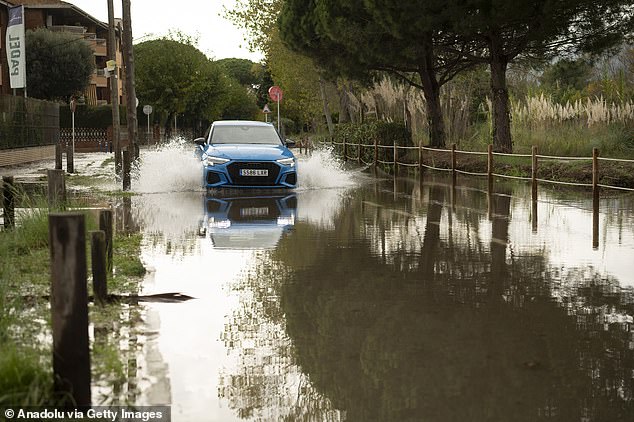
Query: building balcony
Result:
<box><xmin>92</xmin><ymin>70</ymin><xmax>108</xmax><ymax>88</ymax></box>
<box><xmin>49</xmin><ymin>25</ymin><xmax>86</xmax><ymax>35</ymax></box>
<box><xmin>88</xmin><ymin>38</ymin><xmax>107</xmax><ymax>56</ymax></box>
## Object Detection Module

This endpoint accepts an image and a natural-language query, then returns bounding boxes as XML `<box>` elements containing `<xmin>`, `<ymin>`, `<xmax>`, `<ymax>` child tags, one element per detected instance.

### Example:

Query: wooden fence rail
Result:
<box><xmin>330</xmin><ymin>140</ymin><xmax>634</xmax><ymax>194</ymax></box>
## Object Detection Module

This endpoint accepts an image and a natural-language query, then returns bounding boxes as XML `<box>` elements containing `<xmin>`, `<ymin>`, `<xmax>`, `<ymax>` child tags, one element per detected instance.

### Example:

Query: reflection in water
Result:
<box><xmin>223</xmin><ymin>175</ymin><xmax>634</xmax><ymax>421</ymax></box>
<box><xmin>128</xmin><ymin>161</ymin><xmax>633</xmax><ymax>420</ymax></box>
<box><xmin>201</xmin><ymin>194</ymin><xmax>296</xmax><ymax>250</ymax></box>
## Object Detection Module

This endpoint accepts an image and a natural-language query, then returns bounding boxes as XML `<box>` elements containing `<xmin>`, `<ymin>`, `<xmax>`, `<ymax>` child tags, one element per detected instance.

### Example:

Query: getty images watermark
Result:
<box><xmin>2</xmin><ymin>406</ymin><xmax>170</xmax><ymax>421</ymax></box>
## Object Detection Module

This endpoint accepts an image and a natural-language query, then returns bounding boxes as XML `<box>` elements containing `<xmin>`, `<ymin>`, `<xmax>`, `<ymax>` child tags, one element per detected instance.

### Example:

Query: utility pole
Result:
<box><xmin>107</xmin><ymin>0</ymin><xmax>121</xmax><ymax>175</ymax></box>
<box><xmin>121</xmin><ymin>0</ymin><xmax>139</xmax><ymax>160</ymax></box>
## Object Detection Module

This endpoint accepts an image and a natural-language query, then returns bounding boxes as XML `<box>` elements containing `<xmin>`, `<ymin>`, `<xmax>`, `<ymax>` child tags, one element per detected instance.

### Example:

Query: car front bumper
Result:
<box><xmin>203</xmin><ymin>160</ymin><xmax>297</xmax><ymax>189</ymax></box>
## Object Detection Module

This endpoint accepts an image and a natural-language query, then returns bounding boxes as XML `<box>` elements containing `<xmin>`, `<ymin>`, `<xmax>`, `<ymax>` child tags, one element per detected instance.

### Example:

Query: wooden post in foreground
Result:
<box><xmin>99</xmin><ymin>209</ymin><xmax>113</xmax><ymax>275</ymax></box>
<box><xmin>48</xmin><ymin>213</ymin><xmax>91</xmax><ymax>407</ymax></box>
<box><xmin>47</xmin><ymin>169</ymin><xmax>66</xmax><ymax>210</ymax></box>
<box><xmin>91</xmin><ymin>230</ymin><xmax>108</xmax><ymax>305</ymax></box>
<box><xmin>2</xmin><ymin>176</ymin><xmax>15</xmax><ymax>229</ymax></box>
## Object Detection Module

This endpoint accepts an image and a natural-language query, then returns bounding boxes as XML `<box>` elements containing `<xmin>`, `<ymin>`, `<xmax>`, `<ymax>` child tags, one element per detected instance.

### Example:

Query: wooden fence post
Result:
<box><xmin>343</xmin><ymin>138</ymin><xmax>348</xmax><ymax>162</ymax></box>
<box><xmin>2</xmin><ymin>176</ymin><xmax>15</xmax><ymax>229</ymax></box>
<box><xmin>47</xmin><ymin>169</ymin><xmax>66</xmax><ymax>210</ymax></box>
<box><xmin>357</xmin><ymin>140</ymin><xmax>362</xmax><ymax>164</ymax></box>
<box><xmin>451</xmin><ymin>143</ymin><xmax>457</xmax><ymax>184</ymax></box>
<box><xmin>90</xmin><ymin>230</ymin><xmax>108</xmax><ymax>305</ymax></box>
<box><xmin>592</xmin><ymin>147</ymin><xmax>600</xmax><ymax>249</ymax></box>
<box><xmin>373</xmin><ymin>138</ymin><xmax>378</xmax><ymax>168</ymax></box>
<box><xmin>66</xmin><ymin>142</ymin><xmax>74</xmax><ymax>174</ymax></box>
<box><xmin>123</xmin><ymin>149</ymin><xmax>131</xmax><ymax>191</ymax></box>
<box><xmin>487</xmin><ymin>144</ymin><xmax>493</xmax><ymax>192</ymax></box>
<box><xmin>418</xmin><ymin>142</ymin><xmax>423</xmax><ymax>174</ymax></box>
<box><xmin>48</xmin><ymin>213</ymin><xmax>91</xmax><ymax>407</ymax></box>
<box><xmin>531</xmin><ymin>146</ymin><xmax>538</xmax><ymax>202</ymax></box>
<box><xmin>55</xmin><ymin>142</ymin><xmax>63</xmax><ymax>170</ymax></box>
<box><xmin>393</xmin><ymin>140</ymin><xmax>398</xmax><ymax>176</ymax></box>
<box><xmin>99</xmin><ymin>209</ymin><xmax>113</xmax><ymax>275</ymax></box>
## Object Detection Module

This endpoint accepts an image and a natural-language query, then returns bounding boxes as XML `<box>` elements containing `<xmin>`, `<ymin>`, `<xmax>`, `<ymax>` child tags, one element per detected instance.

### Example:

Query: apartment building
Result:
<box><xmin>1</xmin><ymin>0</ymin><xmax>124</xmax><ymax>105</ymax></box>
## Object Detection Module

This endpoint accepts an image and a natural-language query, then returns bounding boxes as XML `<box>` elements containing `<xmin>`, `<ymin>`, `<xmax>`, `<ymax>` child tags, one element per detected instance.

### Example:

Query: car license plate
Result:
<box><xmin>240</xmin><ymin>169</ymin><xmax>268</xmax><ymax>176</ymax></box>
<box><xmin>241</xmin><ymin>207</ymin><xmax>270</xmax><ymax>217</ymax></box>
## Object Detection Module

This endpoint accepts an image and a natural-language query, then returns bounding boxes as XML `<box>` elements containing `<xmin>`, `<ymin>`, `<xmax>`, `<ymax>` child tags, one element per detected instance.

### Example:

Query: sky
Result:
<box><xmin>66</xmin><ymin>0</ymin><xmax>263</xmax><ymax>62</ymax></box>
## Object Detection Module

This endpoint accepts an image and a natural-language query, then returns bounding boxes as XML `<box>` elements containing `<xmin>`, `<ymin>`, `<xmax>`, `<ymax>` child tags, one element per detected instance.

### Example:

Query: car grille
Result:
<box><xmin>227</xmin><ymin>162</ymin><xmax>280</xmax><ymax>186</ymax></box>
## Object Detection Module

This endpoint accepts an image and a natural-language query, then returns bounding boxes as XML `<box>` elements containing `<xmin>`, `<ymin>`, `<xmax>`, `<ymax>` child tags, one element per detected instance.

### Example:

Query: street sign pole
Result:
<box><xmin>143</xmin><ymin>105</ymin><xmax>153</xmax><ymax>145</ymax></box>
<box><xmin>268</xmin><ymin>86</ymin><xmax>284</xmax><ymax>134</ymax></box>
<box><xmin>70</xmin><ymin>98</ymin><xmax>76</xmax><ymax>158</ymax></box>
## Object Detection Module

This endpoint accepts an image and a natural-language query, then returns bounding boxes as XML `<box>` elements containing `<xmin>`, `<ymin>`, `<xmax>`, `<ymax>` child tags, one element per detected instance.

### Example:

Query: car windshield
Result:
<box><xmin>210</xmin><ymin>125</ymin><xmax>282</xmax><ymax>145</ymax></box>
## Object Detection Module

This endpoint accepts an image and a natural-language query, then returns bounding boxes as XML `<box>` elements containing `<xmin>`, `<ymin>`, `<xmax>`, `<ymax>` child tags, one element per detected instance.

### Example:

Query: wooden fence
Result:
<box><xmin>331</xmin><ymin>139</ymin><xmax>634</xmax><ymax>196</ymax></box>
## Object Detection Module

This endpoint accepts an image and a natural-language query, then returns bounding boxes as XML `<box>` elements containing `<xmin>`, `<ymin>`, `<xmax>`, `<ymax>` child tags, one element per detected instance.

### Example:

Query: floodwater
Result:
<box><xmin>114</xmin><ymin>144</ymin><xmax>634</xmax><ymax>420</ymax></box>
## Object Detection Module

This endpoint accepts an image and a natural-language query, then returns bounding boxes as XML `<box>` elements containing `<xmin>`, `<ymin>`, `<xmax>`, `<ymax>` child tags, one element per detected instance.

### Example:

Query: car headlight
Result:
<box><xmin>276</xmin><ymin>157</ymin><xmax>296</xmax><ymax>167</ymax></box>
<box><xmin>205</xmin><ymin>156</ymin><xmax>229</xmax><ymax>166</ymax></box>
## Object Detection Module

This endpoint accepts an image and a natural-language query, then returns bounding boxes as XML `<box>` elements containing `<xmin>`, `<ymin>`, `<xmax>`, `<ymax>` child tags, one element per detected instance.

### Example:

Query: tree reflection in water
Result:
<box><xmin>221</xmin><ymin>176</ymin><xmax>634</xmax><ymax>421</ymax></box>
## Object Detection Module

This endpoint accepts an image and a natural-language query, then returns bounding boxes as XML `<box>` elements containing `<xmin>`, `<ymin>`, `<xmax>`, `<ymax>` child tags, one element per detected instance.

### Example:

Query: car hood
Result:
<box><xmin>205</xmin><ymin>144</ymin><xmax>292</xmax><ymax>161</ymax></box>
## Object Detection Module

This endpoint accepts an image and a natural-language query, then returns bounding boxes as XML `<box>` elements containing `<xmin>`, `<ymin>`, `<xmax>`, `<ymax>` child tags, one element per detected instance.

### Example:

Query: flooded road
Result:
<box><xmin>126</xmin><ymin>145</ymin><xmax>634</xmax><ymax>421</ymax></box>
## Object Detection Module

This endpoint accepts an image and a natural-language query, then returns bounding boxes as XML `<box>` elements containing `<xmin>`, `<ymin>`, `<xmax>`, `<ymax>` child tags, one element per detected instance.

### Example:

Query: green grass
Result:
<box><xmin>0</xmin><ymin>190</ymin><xmax>146</xmax><ymax>406</ymax></box>
<box><xmin>0</xmin><ymin>346</ymin><xmax>54</xmax><ymax>406</ymax></box>
<box><xmin>100</xmin><ymin>157</ymin><xmax>115</xmax><ymax>168</ymax></box>
<box><xmin>460</xmin><ymin>121</ymin><xmax>634</xmax><ymax>158</ymax></box>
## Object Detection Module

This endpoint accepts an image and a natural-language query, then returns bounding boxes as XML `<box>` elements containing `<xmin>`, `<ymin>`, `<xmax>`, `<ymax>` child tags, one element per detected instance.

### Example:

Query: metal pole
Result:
<box><xmin>277</xmin><ymin>96</ymin><xmax>280</xmax><ymax>133</ymax></box>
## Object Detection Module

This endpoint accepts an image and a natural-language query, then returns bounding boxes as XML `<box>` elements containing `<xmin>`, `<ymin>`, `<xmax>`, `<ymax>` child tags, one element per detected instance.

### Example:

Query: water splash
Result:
<box><xmin>133</xmin><ymin>141</ymin><xmax>358</xmax><ymax>193</ymax></box>
<box><xmin>134</xmin><ymin>138</ymin><xmax>202</xmax><ymax>194</ymax></box>
<box><xmin>296</xmin><ymin>146</ymin><xmax>358</xmax><ymax>190</ymax></box>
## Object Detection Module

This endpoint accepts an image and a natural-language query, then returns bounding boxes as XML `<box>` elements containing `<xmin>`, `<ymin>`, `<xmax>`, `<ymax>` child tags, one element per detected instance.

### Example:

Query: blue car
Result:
<box><xmin>194</xmin><ymin>120</ymin><xmax>297</xmax><ymax>189</ymax></box>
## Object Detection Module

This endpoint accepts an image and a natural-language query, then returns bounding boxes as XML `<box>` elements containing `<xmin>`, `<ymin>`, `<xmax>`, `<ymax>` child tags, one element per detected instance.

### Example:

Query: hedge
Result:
<box><xmin>333</xmin><ymin>121</ymin><xmax>412</xmax><ymax>165</ymax></box>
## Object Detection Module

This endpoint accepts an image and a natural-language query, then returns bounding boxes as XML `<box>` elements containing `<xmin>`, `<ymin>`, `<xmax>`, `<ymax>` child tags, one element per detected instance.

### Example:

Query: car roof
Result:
<box><xmin>211</xmin><ymin>120</ymin><xmax>274</xmax><ymax>128</ymax></box>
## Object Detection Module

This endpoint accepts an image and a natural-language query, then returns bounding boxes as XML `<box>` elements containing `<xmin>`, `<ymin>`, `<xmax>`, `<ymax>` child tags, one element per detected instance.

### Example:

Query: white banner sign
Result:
<box><xmin>6</xmin><ymin>5</ymin><xmax>26</xmax><ymax>89</ymax></box>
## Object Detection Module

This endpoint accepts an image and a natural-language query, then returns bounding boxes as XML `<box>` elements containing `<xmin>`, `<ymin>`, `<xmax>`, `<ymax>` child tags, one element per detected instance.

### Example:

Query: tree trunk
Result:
<box><xmin>122</xmin><ymin>0</ymin><xmax>139</xmax><ymax>159</ymax></box>
<box><xmin>418</xmin><ymin>70</ymin><xmax>445</xmax><ymax>148</ymax></box>
<box><xmin>164</xmin><ymin>112</ymin><xmax>173</xmax><ymax>140</ymax></box>
<box><xmin>107</xmin><ymin>0</ymin><xmax>121</xmax><ymax>175</ymax></box>
<box><xmin>489</xmin><ymin>35</ymin><xmax>512</xmax><ymax>153</ymax></box>
<box><xmin>319</xmin><ymin>77</ymin><xmax>334</xmax><ymax>138</ymax></box>
<box><xmin>337</xmin><ymin>83</ymin><xmax>350</xmax><ymax>124</ymax></box>
<box><xmin>418</xmin><ymin>33</ymin><xmax>446</xmax><ymax>148</ymax></box>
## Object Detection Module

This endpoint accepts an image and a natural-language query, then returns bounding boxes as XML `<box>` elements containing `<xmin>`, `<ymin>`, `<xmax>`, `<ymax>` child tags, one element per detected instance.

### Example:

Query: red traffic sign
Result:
<box><xmin>262</xmin><ymin>104</ymin><xmax>271</xmax><ymax>114</ymax></box>
<box><xmin>268</xmin><ymin>85</ymin><xmax>283</xmax><ymax>102</ymax></box>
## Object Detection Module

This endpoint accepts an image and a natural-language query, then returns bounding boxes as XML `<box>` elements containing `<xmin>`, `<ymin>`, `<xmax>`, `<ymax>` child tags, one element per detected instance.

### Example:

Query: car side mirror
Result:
<box><xmin>194</xmin><ymin>137</ymin><xmax>206</xmax><ymax>146</ymax></box>
<box><xmin>285</xmin><ymin>139</ymin><xmax>296</xmax><ymax>148</ymax></box>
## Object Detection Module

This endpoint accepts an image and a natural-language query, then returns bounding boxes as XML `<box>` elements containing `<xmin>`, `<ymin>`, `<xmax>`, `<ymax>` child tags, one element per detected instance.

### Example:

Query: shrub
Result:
<box><xmin>333</xmin><ymin>121</ymin><xmax>412</xmax><ymax>166</ymax></box>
